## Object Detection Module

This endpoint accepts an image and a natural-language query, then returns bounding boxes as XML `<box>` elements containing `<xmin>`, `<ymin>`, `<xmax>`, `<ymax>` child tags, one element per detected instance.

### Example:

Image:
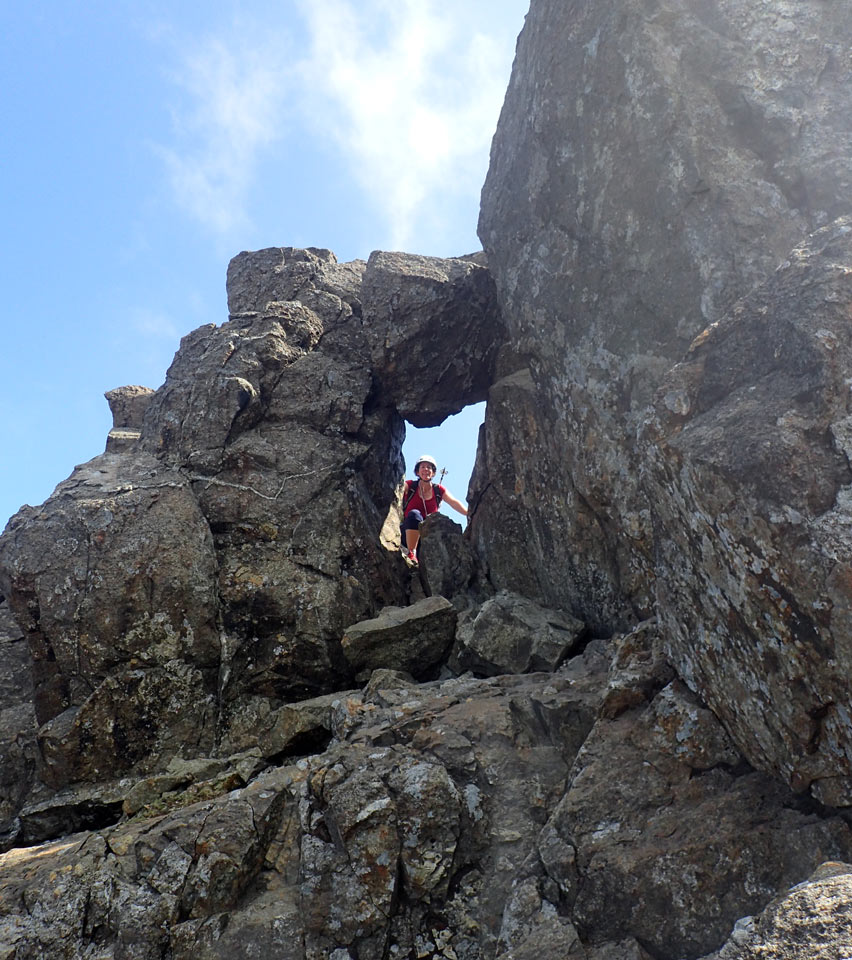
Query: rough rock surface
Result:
<box><xmin>455</xmin><ymin>590</ymin><xmax>586</xmax><ymax>676</ymax></box>
<box><xmin>104</xmin><ymin>384</ymin><xmax>155</xmax><ymax>452</ymax></box>
<box><xmin>417</xmin><ymin>511</ymin><xmax>481</xmax><ymax>604</ymax></box>
<box><xmin>545</xmin><ymin>702</ymin><xmax>848</xmax><ymax>959</ymax></box>
<box><xmin>138</xmin><ymin>299</ymin><xmax>403</xmax><ymax>708</ymax></box>
<box><xmin>3</xmin><ymin>0</ymin><xmax>852</xmax><ymax>956</ymax></box>
<box><xmin>0</xmin><ymin>452</ymin><xmax>220</xmax><ymax>791</ymax></box>
<box><xmin>695</xmin><ymin>862</ymin><xmax>852</xmax><ymax>960</ymax></box>
<box><xmin>360</xmin><ymin>250</ymin><xmax>504</xmax><ymax>427</ymax></box>
<box><xmin>0</xmin><ymin>599</ymin><xmax>34</xmax><ymax>849</ymax></box>
<box><xmin>645</xmin><ymin>219</ymin><xmax>852</xmax><ymax>802</ymax></box>
<box><xmin>476</xmin><ymin>0</ymin><xmax>852</xmax><ymax>630</ymax></box>
<box><xmin>218</xmin><ymin>689</ymin><xmax>346</xmax><ymax>761</ymax></box>
<box><xmin>467</xmin><ymin>365</ymin><xmax>569</xmax><ymax>611</ymax></box>
<box><xmin>105</xmin><ymin>384</ymin><xmax>155</xmax><ymax>429</ymax></box>
<box><xmin>226</xmin><ymin>244</ymin><xmax>365</xmax><ymax>324</ymax></box>
<box><xmin>497</xmin><ymin>627</ymin><xmax>852</xmax><ymax>960</ymax></box>
<box><xmin>2</xmin><ymin>640</ymin><xmax>851</xmax><ymax>959</ymax></box>
<box><xmin>0</xmin><ymin>662</ymin><xmax>603</xmax><ymax>959</ymax></box>
<box><xmin>0</xmin><ymin>245</ymin><xmax>501</xmax><ymax>801</ymax></box>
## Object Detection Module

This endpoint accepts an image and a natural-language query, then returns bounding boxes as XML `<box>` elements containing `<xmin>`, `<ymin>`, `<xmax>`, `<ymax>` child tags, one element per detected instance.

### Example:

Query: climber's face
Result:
<box><xmin>417</xmin><ymin>463</ymin><xmax>436</xmax><ymax>480</ymax></box>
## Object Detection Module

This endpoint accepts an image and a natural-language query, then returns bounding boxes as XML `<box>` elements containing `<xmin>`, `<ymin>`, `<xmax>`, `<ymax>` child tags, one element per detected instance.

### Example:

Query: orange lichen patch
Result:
<box><xmin>0</xmin><ymin>838</ymin><xmax>80</xmax><ymax>867</ymax></box>
<box><xmin>233</xmin><ymin>566</ymin><xmax>265</xmax><ymax>588</ymax></box>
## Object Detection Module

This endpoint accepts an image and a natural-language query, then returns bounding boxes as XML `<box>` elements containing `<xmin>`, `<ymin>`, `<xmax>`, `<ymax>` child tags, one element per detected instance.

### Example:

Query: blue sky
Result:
<box><xmin>1</xmin><ymin>0</ymin><xmax>527</xmax><ymax>529</ymax></box>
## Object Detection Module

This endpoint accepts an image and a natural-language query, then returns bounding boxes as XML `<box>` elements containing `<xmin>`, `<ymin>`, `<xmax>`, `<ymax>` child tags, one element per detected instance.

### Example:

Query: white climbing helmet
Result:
<box><xmin>413</xmin><ymin>453</ymin><xmax>438</xmax><ymax>474</ymax></box>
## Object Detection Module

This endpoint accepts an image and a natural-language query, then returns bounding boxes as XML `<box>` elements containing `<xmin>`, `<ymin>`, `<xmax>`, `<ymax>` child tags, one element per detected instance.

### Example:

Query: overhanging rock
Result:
<box><xmin>361</xmin><ymin>250</ymin><xmax>504</xmax><ymax>427</ymax></box>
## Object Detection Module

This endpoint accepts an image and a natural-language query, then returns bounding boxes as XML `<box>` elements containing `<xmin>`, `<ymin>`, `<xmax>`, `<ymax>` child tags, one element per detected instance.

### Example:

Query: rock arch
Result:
<box><xmin>0</xmin><ymin>245</ymin><xmax>507</xmax><ymax>791</ymax></box>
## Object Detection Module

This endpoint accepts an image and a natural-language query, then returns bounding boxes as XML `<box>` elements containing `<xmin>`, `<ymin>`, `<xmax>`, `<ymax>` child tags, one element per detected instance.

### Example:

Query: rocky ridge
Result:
<box><xmin>2</xmin><ymin>0</ymin><xmax>852</xmax><ymax>958</ymax></box>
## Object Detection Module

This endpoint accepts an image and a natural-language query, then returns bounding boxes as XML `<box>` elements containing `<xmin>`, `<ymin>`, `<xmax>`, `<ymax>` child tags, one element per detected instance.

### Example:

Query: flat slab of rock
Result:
<box><xmin>16</xmin><ymin>781</ymin><xmax>127</xmax><ymax>847</ymax></box>
<box><xmin>258</xmin><ymin>691</ymin><xmax>346</xmax><ymax>761</ymax></box>
<box><xmin>341</xmin><ymin>596</ymin><xmax>457</xmax><ymax>681</ymax></box>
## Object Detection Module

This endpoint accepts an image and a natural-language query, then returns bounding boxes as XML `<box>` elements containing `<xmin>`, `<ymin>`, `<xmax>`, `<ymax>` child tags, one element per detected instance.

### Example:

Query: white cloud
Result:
<box><xmin>295</xmin><ymin>0</ymin><xmax>520</xmax><ymax>250</ymax></box>
<box><xmin>155</xmin><ymin>1</ymin><xmax>525</xmax><ymax>251</ymax></box>
<box><xmin>127</xmin><ymin>306</ymin><xmax>180</xmax><ymax>341</ymax></box>
<box><xmin>156</xmin><ymin>32</ymin><xmax>292</xmax><ymax>235</ymax></box>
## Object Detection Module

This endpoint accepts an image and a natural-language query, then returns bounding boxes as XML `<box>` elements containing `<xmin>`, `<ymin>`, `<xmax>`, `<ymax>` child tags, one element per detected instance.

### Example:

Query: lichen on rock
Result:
<box><xmin>3</xmin><ymin>0</ymin><xmax>852</xmax><ymax>956</ymax></box>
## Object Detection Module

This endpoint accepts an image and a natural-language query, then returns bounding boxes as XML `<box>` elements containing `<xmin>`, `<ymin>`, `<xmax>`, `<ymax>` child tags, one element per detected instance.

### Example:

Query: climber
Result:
<box><xmin>401</xmin><ymin>454</ymin><xmax>468</xmax><ymax>564</ymax></box>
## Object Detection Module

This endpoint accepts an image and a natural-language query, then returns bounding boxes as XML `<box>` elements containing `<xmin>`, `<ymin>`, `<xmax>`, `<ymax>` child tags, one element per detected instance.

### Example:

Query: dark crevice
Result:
<box><xmin>687</xmin><ymin>756</ymin><xmax>755</xmax><ymax>784</ymax></box>
<box><xmin>222</xmin><ymin>381</ymin><xmax>260</xmax><ymax>448</ymax></box>
<box><xmin>806</xmin><ymin>701</ymin><xmax>836</xmax><ymax>755</ymax></box>
<box><xmin>265</xmin><ymin>728</ymin><xmax>334</xmax><ymax>767</ymax></box>
<box><xmin>634</xmin><ymin>935</ymin><xmax>667</xmax><ymax>960</ymax></box>
<box><xmin>444</xmin><ymin>862</ymin><xmax>481</xmax><ymax>902</ymax></box>
<box><xmin>378</xmin><ymin>857</ymin><xmax>405</xmax><ymax>960</ymax></box>
<box><xmin>555</xmin><ymin>625</ymin><xmax>596</xmax><ymax>668</ymax></box>
<box><xmin>13</xmin><ymin>798</ymin><xmax>125</xmax><ymax>852</ymax></box>
<box><xmin>465</xmin><ymin>478</ymin><xmax>492</xmax><ymax>522</ymax></box>
<box><xmin>785</xmin><ymin>786</ymin><xmax>844</xmax><ymax>820</ymax></box>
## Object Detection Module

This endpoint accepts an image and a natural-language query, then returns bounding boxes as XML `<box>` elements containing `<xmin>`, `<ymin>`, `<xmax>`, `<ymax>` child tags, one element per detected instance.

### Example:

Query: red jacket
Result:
<box><xmin>403</xmin><ymin>480</ymin><xmax>445</xmax><ymax>518</ymax></box>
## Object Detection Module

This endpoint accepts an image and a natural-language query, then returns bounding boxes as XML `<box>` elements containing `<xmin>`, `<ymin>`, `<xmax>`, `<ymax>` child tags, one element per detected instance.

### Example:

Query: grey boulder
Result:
<box><xmin>341</xmin><ymin>596</ymin><xmax>458</xmax><ymax>681</ymax></box>
<box><xmin>456</xmin><ymin>591</ymin><xmax>586</xmax><ymax>676</ymax></box>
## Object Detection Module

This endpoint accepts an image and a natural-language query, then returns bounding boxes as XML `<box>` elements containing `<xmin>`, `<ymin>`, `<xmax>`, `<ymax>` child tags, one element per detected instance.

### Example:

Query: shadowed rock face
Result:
<box><xmin>0</xmin><ymin>452</ymin><xmax>221</xmax><ymax>788</ymax></box>
<box><xmin>0</xmin><ymin>600</ymin><xmax>35</xmax><ymax>847</ymax></box>
<box><xmin>361</xmin><ymin>250</ymin><xmax>504</xmax><ymax>427</ymax></box>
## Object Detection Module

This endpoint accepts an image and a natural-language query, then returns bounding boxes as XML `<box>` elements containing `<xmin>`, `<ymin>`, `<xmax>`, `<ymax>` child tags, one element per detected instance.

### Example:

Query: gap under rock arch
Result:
<box><xmin>401</xmin><ymin>401</ymin><xmax>485</xmax><ymax>521</ymax></box>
